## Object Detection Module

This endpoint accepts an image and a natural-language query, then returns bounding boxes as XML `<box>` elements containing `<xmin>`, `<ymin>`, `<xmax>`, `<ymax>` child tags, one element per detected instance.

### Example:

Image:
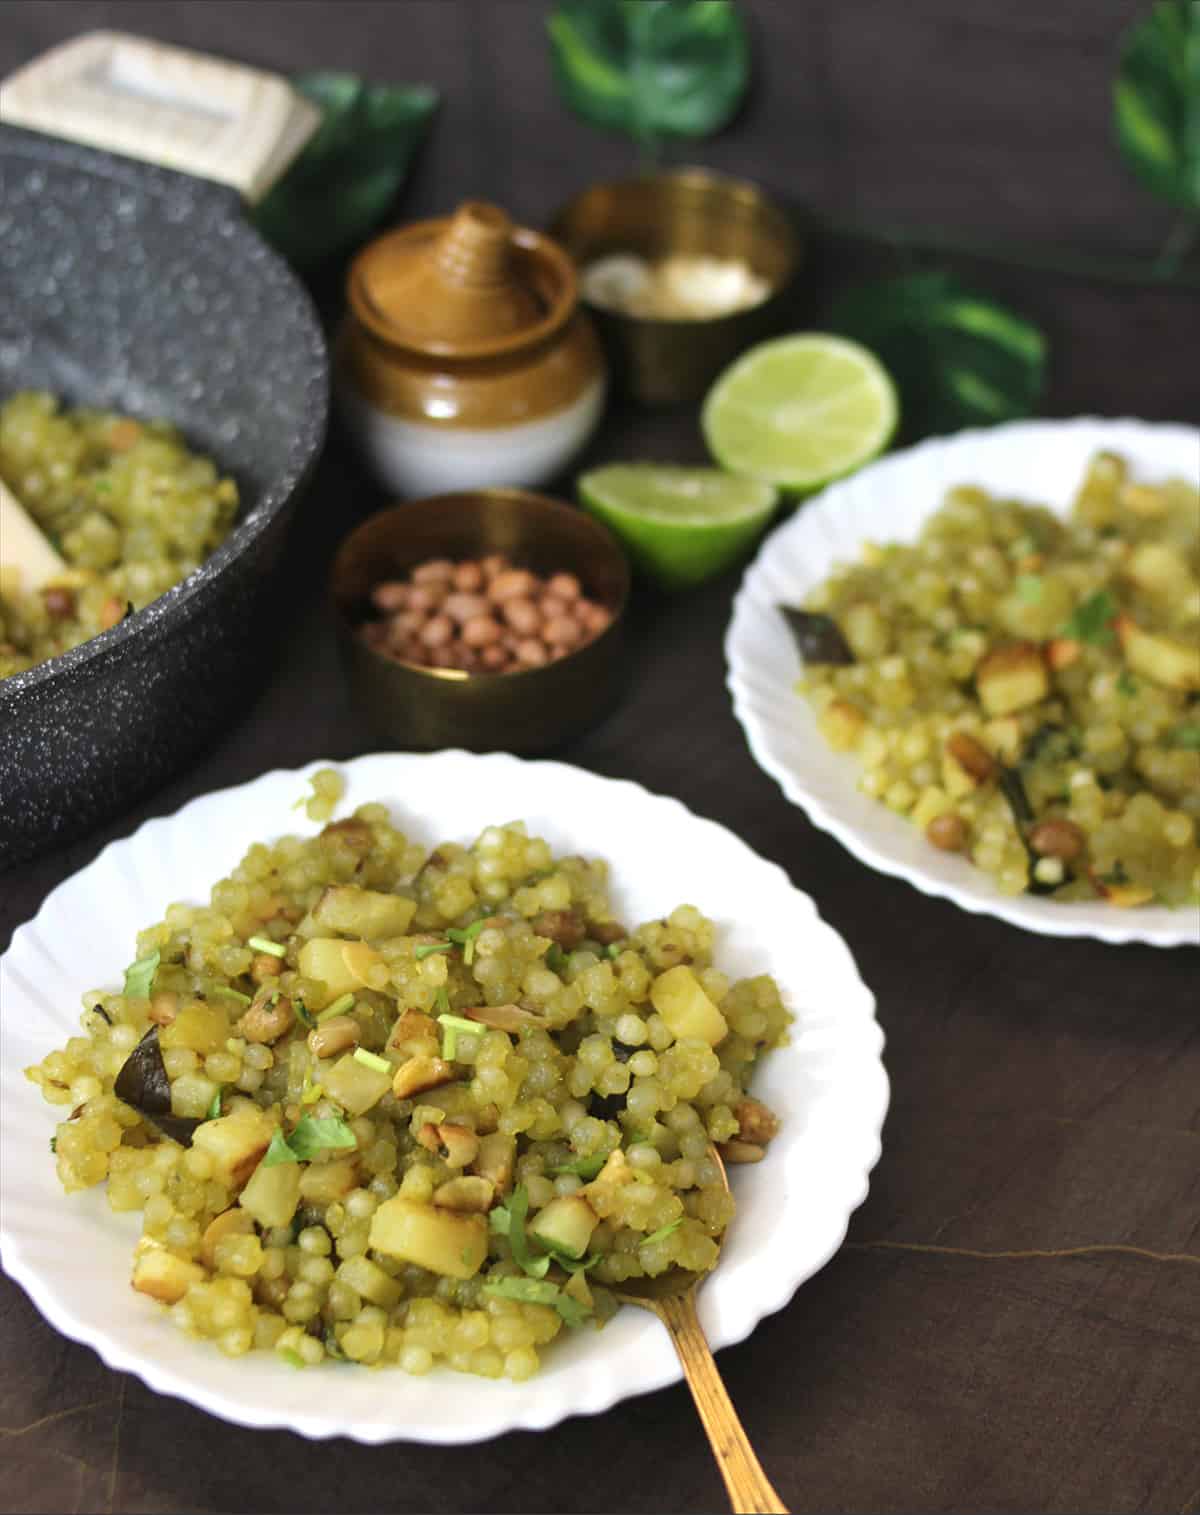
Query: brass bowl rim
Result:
<box><xmin>347</xmin><ymin>221</ymin><xmax>581</xmax><ymax>361</ymax></box>
<box><xmin>549</xmin><ymin>165</ymin><xmax>802</xmax><ymax>329</ymax></box>
<box><xmin>330</xmin><ymin>486</ymin><xmax>631</xmax><ymax>684</ymax></box>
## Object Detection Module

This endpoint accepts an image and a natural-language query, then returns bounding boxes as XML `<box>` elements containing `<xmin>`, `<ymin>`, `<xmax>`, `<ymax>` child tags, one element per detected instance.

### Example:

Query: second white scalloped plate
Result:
<box><xmin>0</xmin><ymin>752</ymin><xmax>887</xmax><ymax>1443</ymax></box>
<box><xmin>726</xmin><ymin>418</ymin><xmax>1200</xmax><ymax>948</ymax></box>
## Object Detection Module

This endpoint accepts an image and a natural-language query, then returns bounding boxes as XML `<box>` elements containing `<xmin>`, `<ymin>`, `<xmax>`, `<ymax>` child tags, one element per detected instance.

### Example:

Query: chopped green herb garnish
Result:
<box><xmin>434</xmin><ymin>986</ymin><xmax>450</xmax><ymax>1015</ymax></box>
<box><xmin>318</xmin><ymin>993</ymin><xmax>355</xmax><ymax>1022</ymax></box>
<box><xmin>446</xmin><ymin>919</ymin><xmax>487</xmax><ymax>964</ymax></box>
<box><xmin>123</xmin><ymin>949</ymin><xmax>160</xmax><ymax>999</ymax></box>
<box><xmin>482</xmin><ymin>1275</ymin><xmax>592</xmax><ymax>1327</ymax></box>
<box><xmin>490</xmin><ymin>1186</ymin><xmax>551</xmax><ymax>1278</ymax></box>
<box><xmin>212</xmin><ymin>985</ymin><xmax>251</xmax><ymax>1005</ymax></box>
<box><xmin>438</xmin><ymin>1013</ymin><xmax>480</xmax><ymax>1061</ymax></box>
<box><xmin>247</xmin><ymin>935</ymin><xmax>286</xmax><ymax>958</ymax></box>
<box><xmin>288</xmin><ymin>1114</ymin><xmax>356</xmax><ymax>1160</ymax></box>
<box><xmin>300</xmin><ymin>1073</ymin><xmax>324</xmax><ymax>1106</ymax></box>
<box><xmin>1172</xmin><ymin>724</ymin><xmax>1200</xmax><ymax>749</ymax></box>
<box><xmin>323</xmin><ymin>1329</ymin><xmax>348</xmax><ymax>1361</ymax></box>
<box><xmin>1059</xmin><ymin>588</ymin><xmax>1118</xmax><ymax>646</ymax></box>
<box><xmin>1103</xmin><ymin>861</ymin><xmax>1131</xmax><ymax>886</ymax></box>
<box><xmin>1015</xmin><ymin>574</ymin><xmax>1043</xmax><ymax>604</ymax></box>
<box><xmin>550</xmin><ymin>1149</ymin><xmax>611</xmax><ymax>1179</ymax></box>
<box><xmin>206</xmin><ymin>1089</ymin><xmax>223</xmax><ymax>1120</ymax></box>
<box><xmin>352</xmin><ymin>1048</ymin><xmax>391</xmax><ymax>1075</ymax></box>
<box><xmin>544</xmin><ymin>943</ymin><xmax>567</xmax><ymax>974</ymax></box>
<box><xmin>1116</xmin><ymin>670</ymin><xmax>1139</xmax><ymax>697</ymax></box>
<box><xmin>414</xmin><ymin>941</ymin><xmax>452</xmax><ymax>961</ymax></box>
<box><xmin>49</xmin><ymin>1136</ymin><xmax>57</xmax><ymax>1154</ymax></box>
<box><xmin>279</xmin><ymin>1348</ymin><xmax>305</xmax><ymax>1368</ymax></box>
<box><xmin>93</xmin><ymin>477</ymin><xmax>113</xmax><ymax>494</ymax></box>
<box><xmin>642</xmin><ymin>1219</ymin><xmax>683</xmax><ymax>1246</ymax></box>
<box><xmin>294</xmin><ymin>1000</ymin><xmax>316</xmax><ymax>1029</ymax></box>
<box><xmin>263</xmin><ymin>1128</ymin><xmax>297</xmax><ymax>1166</ymax></box>
<box><xmin>605</xmin><ymin>942</ymin><xmax>622</xmax><ymax>959</ymax></box>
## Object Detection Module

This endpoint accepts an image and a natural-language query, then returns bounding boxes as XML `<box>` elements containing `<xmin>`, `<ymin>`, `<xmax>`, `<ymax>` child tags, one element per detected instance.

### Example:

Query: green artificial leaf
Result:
<box><xmin>547</xmin><ymin>0</ymin><xmax>750</xmax><ymax>144</ymax></box>
<box><xmin>123</xmin><ymin>950</ymin><xmax>160</xmax><ymax>1000</ymax></box>
<box><xmin>1114</xmin><ymin>1</ymin><xmax>1200</xmax><ymax>210</ymax></box>
<box><xmin>1060</xmin><ymin>588</ymin><xmax>1119</xmax><ymax>646</ymax></box>
<box><xmin>827</xmin><ymin>272</ymin><xmax>1047</xmax><ymax>442</ymax></box>
<box><xmin>253</xmin><ymin>72</ymin><xmax>439</xmax><ymax>271</ymax></box>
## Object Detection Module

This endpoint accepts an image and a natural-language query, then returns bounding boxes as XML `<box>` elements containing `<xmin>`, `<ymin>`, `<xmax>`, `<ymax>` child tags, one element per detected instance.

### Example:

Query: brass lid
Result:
<box><xmin>347</xmin><ymin>200</ymin><xmax>579</xmax><ymax>360</ymax></box>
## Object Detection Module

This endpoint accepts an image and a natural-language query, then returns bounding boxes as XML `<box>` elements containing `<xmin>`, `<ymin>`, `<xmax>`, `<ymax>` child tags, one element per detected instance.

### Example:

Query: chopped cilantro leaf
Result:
<box><xmin>1116</xmin><ymin>670</ymin><xmax>1139</xmax><ymax>697</ymax></box>
<box><xmin>1173</xmin><ymin>724</ymin><xmax>1200</xmax><ymax>749</ymax></box>
<box><xmin>550</xmin><ymin>1149</ymin><xmax>611</xmax><ymax>1179</ymax></box>
<box><xmin>288</xmin><ymin>1114</ymin><xmax>356</xmax><ymax>1160</ymax></box>
<box><xmin>446</xmin><ymin>919</ymin><xmax>487</xmax><ymax>964</ymax></box>
<box><xmin>205</xmin><ymin>1089</ymin><xmax>223</xmax><ymax>1120</ymax></box>
<box><xmin>263</xmin><ymin>1128</ymin><xmax>297</xmax><ymax>1166</ymax></box>
<box><xmin>482</xmin><ymin>1275</ymin><xmax>592</xmax><ymax>1327</ymax></box>
<box><xmin>544</xmin><ymin>943</ymin><xmax>567</xmax><ymax>974</ymax></box>
<box><xmin>294</xmin><ymin>1000</ymin><xmax>315</xmax><ymax>1029</ymax></box>
<box><xmin>642</xmin><ymin>1219</ymin><xmax>683</xmax><ymax>1246</ymax></box>
<box><xmin>414</xmin><ymin>942</ymin><xmax>452</xmax><ymax>961</ymax></box>
<box><xmin>123</xmin><ymin>950</ymin><xmax>160</xmax><ymax>999</ymax></box>
<box><xmin>1014</xmin><ymin>574</ymin><xmax>1043</xmax><ymax>604</ymax></box>
<box><xmin>1059</xmin><ymin>588</ymin><xmax>1118</xmax><ymax>646</ymax></box>
<box><xmin>491</xmin><ymin>1186</ymin><xmax>551</xmax><ymax>1278</ymax></box>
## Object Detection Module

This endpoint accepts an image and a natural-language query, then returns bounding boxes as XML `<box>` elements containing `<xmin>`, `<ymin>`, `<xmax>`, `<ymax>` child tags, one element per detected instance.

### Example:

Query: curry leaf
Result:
<box><xmin>827</xmin><ymin>272</ymin><xmax>1047</xmax><ymax>441</ymax></box>
<box><xmin>254</xmin><ymin>72</ymin><xmax>439</xmax><ymax>271</ymax></box>
<box><xmin>547</xmin><ymin>0</ymin><xmax>750</xmax><ymax>144</ymax></box>
<box><xmin>1114</xmin><ymin>1</ymin><xmax>1200</xmax><ymax>211</ymax></box>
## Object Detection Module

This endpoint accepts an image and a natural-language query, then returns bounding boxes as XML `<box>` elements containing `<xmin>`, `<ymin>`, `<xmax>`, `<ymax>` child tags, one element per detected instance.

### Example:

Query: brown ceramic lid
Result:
<box><xmin>348</xmin><ymin>200</ymin><xmax>580</xmax><ymax>360</ymax></box>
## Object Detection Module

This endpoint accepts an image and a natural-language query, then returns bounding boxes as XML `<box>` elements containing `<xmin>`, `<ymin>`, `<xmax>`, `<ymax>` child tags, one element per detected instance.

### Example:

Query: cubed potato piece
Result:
<box><xmin>472</xmin><ymin>1132</ymin><xmax>515</xmax><ymax>1195</ymax></box>
<box><xmin>132</xmin><ymin>1244</ymin><xmax>206</xmax><ymax>1303</ymax></box>
<box><xmin>649</xmin><ymin>965</ymin><xmax>729</xmax><ymax>1047</ymax></box>
<box><xmin>159</xmin><ymin>1001</ymin><xmax>230</xmax><ymax>1055</ymax></box>
<box><xmin>238</xmin><ymin>1157</ymin><xmax>301</xmax><ymax>1229</ymax></box>
<box><xmin>297</xmin><ymin>938</ymin><xmax>384</xmax><ymax>1008</ymax></box>
<box><xmin>336</xmin><ymin>1254</ymin><xmax>403</xmax><ymax>1307</ymax></box>
<box><xmin>200</xmin><ymin>1207</ymin><xmax>256</xmax><ymax>1269</ymax></box>
<box><xmin>299</xmin><ymin>1156</ymin><xmax>360</xmax><ymax>1205</ymax></box>
<box><xmin>1124</xmin><ymin>542</ymin><xmax>1192</xmax><ymax>600</ymax></box>
<box><xmin>312</xmin><ymin>885</ymin><xmax>416</xmax><ymax>941</ymax></box>
<box><xmin>191</xmin><ymin>1105</ymin><xmax>276</xmax><ymax>1190</ymax></box>
<box><xmin>432</xmin><ymin>1175</ymin><xmax>495</xmax><ymax>1212</ymax></box>
<box><xmin>976</xmin><ymin>642</ymin><xmax>1049</xmax><ymax>716</ymax></box>
<box><xmin>529</xmin><ymin>1194</ymin><xmax>598</xmax><ymax>1260</ymax></box>
<box><xmin>818</xmin><ymin>698</ymin><xmax>866</xmax><ymax>752</ymax></box>
<box><xmin>1116</xmin><ymin>616</ymin><xmax>1200</xmax><ymax>692</ymax></box>
<box><xmin>322</xmin><ymin>1052</ymin><xmax>393</xmax><ymax>1116</ymax></box>
<box><xmin>170</xmin><ymin>1071</ymin><xmax>220</xmax><ymax>1120</ymax></box>
<box><xmin>368</xmin><ymin>1196</ymin><xmax>488</xmax><ymax>1279</ymax></box>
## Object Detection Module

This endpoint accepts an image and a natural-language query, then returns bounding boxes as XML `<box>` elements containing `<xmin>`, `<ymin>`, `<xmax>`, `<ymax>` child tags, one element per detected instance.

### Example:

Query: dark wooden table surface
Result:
<box><xmin>2</xmin><ymin>4</ymin><xmax>1198</xmax><ymax>1513</ymax></box>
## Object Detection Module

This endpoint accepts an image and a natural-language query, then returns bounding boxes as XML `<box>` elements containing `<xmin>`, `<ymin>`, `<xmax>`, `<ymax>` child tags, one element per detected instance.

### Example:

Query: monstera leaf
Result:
<box><xmin>828</xmin><ymin>273</ymin><xmax>1047</xmax><ymax>442</ymax></box>
<box><xmin>254</xmin><ymin>72</ymin><xmax>439</xmax><ymax>271</ymax></box>
<box><xmin>1114</xmin><ymin>0</ymin><xmax>1200</xmax><ymax>210</ymax></box>
<box><xmin>547</xmin><ymin>0</ymin><xmax>750</xmax><ymax>143</ymax></box>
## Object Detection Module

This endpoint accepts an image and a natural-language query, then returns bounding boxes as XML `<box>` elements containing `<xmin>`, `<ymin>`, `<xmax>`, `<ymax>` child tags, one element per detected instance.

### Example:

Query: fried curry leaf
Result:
<box><xmin>113</xmin><ymin>1027</ymin><xmax>203</xmax><ymax>1145</ymax></box>
<box><xmin>778</xmin><ymin>607</ymin><xmax>855</xmax><ymax>665</ymax></box>
<box><xmin>253</xmin><ymin>72</ymin><xmax>439</xmax><ymax>271</ymax></box>
<box><xmin>1114</xmin><ymin>1</ymin><xmax>1200</xmax><ymax>211</ymax></box>
<box><xmin>827</xmin><ymin>272</ymin><xmax>1046</xmax><ymax>441</ymax></box>
<box><xmin>547</xmin><ymin>0</ymin><xmax>750</xmax><ymax>144</ymax></box>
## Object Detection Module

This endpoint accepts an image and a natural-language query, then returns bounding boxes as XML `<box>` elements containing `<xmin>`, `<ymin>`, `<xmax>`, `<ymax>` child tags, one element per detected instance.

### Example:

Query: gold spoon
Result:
<box><xmin>610</xmin><ymin>1147</ymin><xmax>789</xmax><ymax>1514</ymax></box>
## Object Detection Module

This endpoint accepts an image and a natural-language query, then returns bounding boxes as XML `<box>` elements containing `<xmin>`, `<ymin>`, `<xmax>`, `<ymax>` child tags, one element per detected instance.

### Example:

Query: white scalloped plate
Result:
<box><xmin>727</xmin><ymin>418</ymin><xmax>1200</xmax><ymax>948</ymax></box>
<box><xmin>0</xmin><ymin>752</ymin><xmax>887</xmax><ymax>1443</ymax></box>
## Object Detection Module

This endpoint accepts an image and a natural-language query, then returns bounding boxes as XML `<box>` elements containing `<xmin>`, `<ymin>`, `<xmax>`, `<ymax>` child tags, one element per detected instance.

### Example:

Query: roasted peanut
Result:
<box><xmin>733</xmin><ymin>1097</ymin><xmax>780</xmax><ymax>1146</ymax></box>
<box><xmin>1029</xmin><ymin>818</ymin><xmax>1085</xmax><ymax>861</ymax></box>
<box><xmin>926</xmin><ymin>812</ymin><xmax>969</xmax><ymax>852</ymax></box>
<box><xmin>946</xmin><ymin>730</ymin><xmax>997</xmax><ymax>783</ymax></box>
<box><xmin>236</xmin><ymin>989</ymin><xmax>295</xmax><ymax>1044</ymax></box>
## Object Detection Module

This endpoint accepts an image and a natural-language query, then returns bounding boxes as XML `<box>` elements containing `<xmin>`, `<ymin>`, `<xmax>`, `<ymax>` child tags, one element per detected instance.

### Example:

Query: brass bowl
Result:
<box><xmin>550</xmin><ymin>168</ymin><xmax>801</xmax><ymax>408</ymax></box>
<box><xmin>331</xmin><ymin>489</ymin><xmax>631</xmax><ymax>753</ymax></box>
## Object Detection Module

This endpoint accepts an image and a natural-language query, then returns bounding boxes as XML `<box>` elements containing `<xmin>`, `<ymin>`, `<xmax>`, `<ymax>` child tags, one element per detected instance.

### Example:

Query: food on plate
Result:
<box><xmin>578</xmin><ymin>463</ymin><xmax>777</xmax><ymax>589</ymax></box>
<box><xmin>0</xmin><ymin>391</ymin><xmax>238</xmax><ymax>679</ymax></box>
<box><xmin>581</xmin><ymin>252</ymin><xmax>770</xmax><ymax>321</ymax></box>
<box><xmin>26</xmin><ymin>791</ymin><xmax>790</xmax><ymax>1379</ymax></box>
<box><xmin>782</xmin><ymin>452</ymin><xmax>1200</xmax><ymax>906</ymax></box>
<box><xmin>702</xmin><ymin>333</ymin><xmax>898</xmax><ymax>494</ymax></box>
<box><xmin>359</xmin><ymin>554</ymin><xmax>613</xmax><ymax>673</ymax></box>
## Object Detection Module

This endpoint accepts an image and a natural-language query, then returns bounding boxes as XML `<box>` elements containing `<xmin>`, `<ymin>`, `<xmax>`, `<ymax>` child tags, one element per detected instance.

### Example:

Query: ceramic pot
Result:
<box><xmin>338</xmin><ymin>201</ymin><xmax>606</xmax><ymax>496</ymax></box>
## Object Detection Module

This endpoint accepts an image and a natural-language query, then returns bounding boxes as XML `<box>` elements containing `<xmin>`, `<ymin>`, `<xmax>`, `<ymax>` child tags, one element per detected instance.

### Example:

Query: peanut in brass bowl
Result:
<box><xmin>550</xmin><ymin>168</ymin><xmax>802</xmax><ymax>409</ymax></box>
<box><xmin>331</xmin><ymin>489</ymin><xmax>631</xmax><ymax>754</ymax></box>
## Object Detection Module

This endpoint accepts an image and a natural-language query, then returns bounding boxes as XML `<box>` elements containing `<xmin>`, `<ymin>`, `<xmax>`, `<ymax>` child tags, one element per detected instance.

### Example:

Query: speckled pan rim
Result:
<box><xmin>726</xmin><ymin>417</ymin><xmax>1200</xmax><ymax>949</ymax></box>
<box><xmin>0</xmin><ymin>129</ymin><xmax>331</xmax><ymax>706</ymax></box>
<box><xmin>0</xmin><ymin>752</ymin><xmax>888</xmax><ymax>1444</ymax></box>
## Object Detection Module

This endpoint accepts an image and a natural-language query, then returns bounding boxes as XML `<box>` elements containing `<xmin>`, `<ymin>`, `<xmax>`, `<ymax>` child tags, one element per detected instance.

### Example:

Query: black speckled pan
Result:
<box><xmin>0</xmin><ymin>125</ymin><xmax>329</xmax><ymax>867</ymax></box>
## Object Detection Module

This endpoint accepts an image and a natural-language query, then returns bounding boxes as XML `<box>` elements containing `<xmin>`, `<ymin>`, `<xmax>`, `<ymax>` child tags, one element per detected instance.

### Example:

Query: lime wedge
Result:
<box><xmin>702</xmin><ymin>333</ymin><xmax>898</xmax><ymax>493</ymax></box>
<box><xmin>577</xmin><ymin>465</ymin><xmax>778</xmax><ymax>589</ymax></box>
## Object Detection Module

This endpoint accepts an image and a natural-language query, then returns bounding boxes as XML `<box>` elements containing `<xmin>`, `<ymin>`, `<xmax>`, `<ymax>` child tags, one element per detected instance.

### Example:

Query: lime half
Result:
<box><xmin>702</xmin><ymin>333</ymin><xmax>898</xmax><ymax>494</ymax></box>
<box><xmin>578</xmin><ymin>464</ymin><xmax>778</xmax><ymax>590</ymax></box>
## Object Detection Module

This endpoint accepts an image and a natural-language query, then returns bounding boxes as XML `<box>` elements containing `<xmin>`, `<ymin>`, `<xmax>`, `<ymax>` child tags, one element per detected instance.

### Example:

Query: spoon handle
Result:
<box><xmin>657</xmin><ymin>1293</ymin><xmax>789</xmax><ymax>1514</ymax></box>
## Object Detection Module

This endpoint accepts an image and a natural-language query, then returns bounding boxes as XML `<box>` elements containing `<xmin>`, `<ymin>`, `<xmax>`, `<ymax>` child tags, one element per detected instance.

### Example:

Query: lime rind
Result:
<box><xmin>702</xmin><ymin>333</ymin><xmax>899</xmax><ymax>493</ymax></box>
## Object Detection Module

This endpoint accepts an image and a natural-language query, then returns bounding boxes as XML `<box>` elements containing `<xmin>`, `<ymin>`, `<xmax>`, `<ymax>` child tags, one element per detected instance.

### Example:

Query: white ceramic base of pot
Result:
<box><xmin>339</xmin><ymin>378</ymin><xmax>606</xmax><ymax>497</ymax></box>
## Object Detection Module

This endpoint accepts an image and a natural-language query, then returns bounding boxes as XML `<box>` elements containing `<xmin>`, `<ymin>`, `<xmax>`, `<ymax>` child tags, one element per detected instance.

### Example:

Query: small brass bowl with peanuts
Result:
<box><xmin>331</xmin><ymin>489</ymin><xmax>631</xmax><ymax>753</ymax></box>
